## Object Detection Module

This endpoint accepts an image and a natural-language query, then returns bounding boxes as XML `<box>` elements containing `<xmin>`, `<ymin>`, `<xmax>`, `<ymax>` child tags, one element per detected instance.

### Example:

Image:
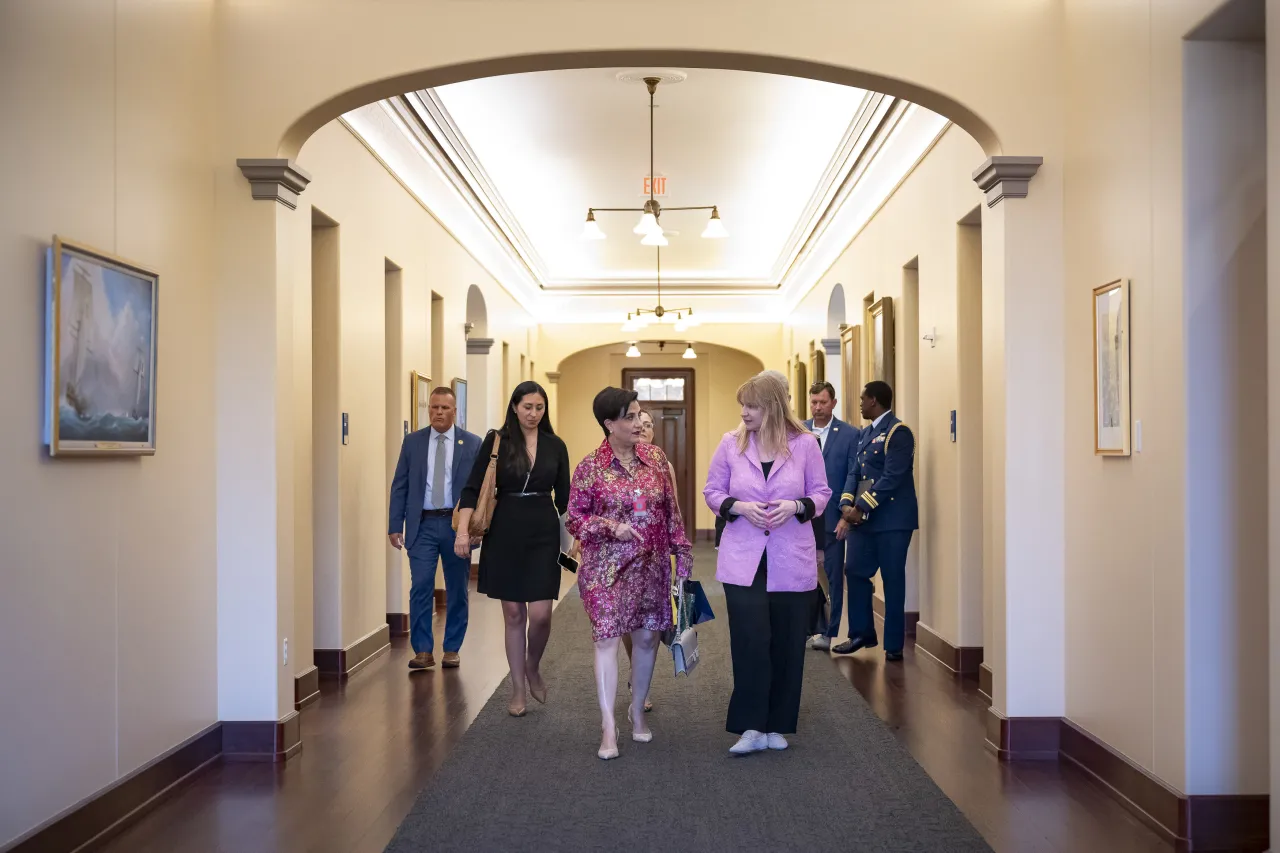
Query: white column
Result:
<box><xmin>466</xmin><ymin>337</ymin><xmax>494</xmax><ymax>433</ymax></box>
<box><xmin>216</xmin><ymin>160</ymin><xmax>308</xmax><ymax>731</ymax></box>
<box><xmin>974</xmin><ymin>156</ymin><xmax>1067</xmax><ymax>721</ymax></box>
<box><xmin>821</xmin><ymin>338</ymin><xmax>843</xmax><ymax>411</ymax></box>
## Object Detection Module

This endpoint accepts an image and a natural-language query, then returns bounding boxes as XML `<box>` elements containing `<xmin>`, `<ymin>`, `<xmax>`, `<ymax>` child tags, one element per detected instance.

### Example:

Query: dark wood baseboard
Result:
<box><xmin>696</xmin><ymin>528</ymin><xmax>716</xmax><ymax>543</ymax></box>
<box><xmin>314</xmin><ymin>624</ymin><xmax>391</xmax><ymax>681</ymax></box>
<box><xmin>871</xmin><ymin>595</ymin><xmax>919</xmax><ymax>636</ymax></box>
<box><xmin>985</xmin><ymin>708</ymin><xmax>1060</xmax><ymax>760</ymax></box>
<box><xmin>222</xmin><ymin>711</ymin><xmax>302</xmax><ymax>763</ymax></box>
<box><xmin>294</xmin><ymin>665</ymin><xmax>320</xmax><ymax>710</ymax></box>
<box><xmin>4</xmin><ymin>724</ymin><xmax>223</xmax><ymax>853</ymax></box>
<box><xmin>386</xmin><ymin>612</ymin><xmax>410</xmax><ymax>638</ymax></box>
<box><xmin>915</xmin><ymin>621</ymin><xmax>983</xmax><ymax>675</ymax></box>
<box><xmin>1059</xmin><ymin>719</ymin><xmax>1269</xmax><ymax>852</ymax></box>
<box><xmin>992</xmin><ymin>713</ymin><xmax>1270</xmax><ymax>851</ymax></box>
<box><xmin>978</xmin><ymin>662</ymin><xmax>993</xmax><ymax>702</ymax></box>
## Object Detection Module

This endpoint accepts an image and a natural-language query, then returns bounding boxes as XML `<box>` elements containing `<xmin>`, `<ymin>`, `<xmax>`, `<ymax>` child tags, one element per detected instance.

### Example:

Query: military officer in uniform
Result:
<box><xmin>834</xmin><ymin>380</ymin><xmax>918</xmax><ymax>661</ymax></box>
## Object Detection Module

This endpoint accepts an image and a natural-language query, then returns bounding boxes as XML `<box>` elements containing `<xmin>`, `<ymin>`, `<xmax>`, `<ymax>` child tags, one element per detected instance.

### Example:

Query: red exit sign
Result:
<box><xmin>642</xmin><ymin>175</ymin><xmax>667</xmax><ymax>197</ymax></box>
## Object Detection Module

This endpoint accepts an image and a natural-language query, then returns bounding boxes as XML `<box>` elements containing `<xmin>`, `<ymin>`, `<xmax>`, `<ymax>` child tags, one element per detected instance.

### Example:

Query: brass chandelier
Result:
<box><xmin>579</xmin><ymin>76</ymin><xmax>727</xmax><ymax>332</ymax></box>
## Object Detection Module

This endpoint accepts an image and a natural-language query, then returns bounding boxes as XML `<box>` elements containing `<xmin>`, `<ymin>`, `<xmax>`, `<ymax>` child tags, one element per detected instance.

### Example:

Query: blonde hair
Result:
<box><xmin>734</xmin><ymin>370</ymin><xmax>808</xmax><ymax>457</ymax></box>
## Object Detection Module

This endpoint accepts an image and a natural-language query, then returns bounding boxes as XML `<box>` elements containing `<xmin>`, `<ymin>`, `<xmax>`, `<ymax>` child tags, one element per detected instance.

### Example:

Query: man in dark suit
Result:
<box><xmin>803</xmin><ymin>381</ymin><xmax>859</xmax><ymax>651</ymax></box>
<box><xmin>388</xmin><ymin>387</ymin><xmax>482</xmax><ymax>671</ymax></box>
<box><xmin>835</xmin><ymin>380</ymin><xmax>918</xmax><ymax>661</ymax></box>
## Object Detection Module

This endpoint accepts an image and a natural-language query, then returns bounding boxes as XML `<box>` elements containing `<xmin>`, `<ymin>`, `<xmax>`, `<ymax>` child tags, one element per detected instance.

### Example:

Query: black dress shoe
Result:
<box><xmin>832</xmin><ymin>637</ymin><xmax>878</xmax><ymax>655</ymax></box>
<box><xmin>885</xmin><ymin>650</ymin><xmax>904</xmax><ymax>661</ymax></box>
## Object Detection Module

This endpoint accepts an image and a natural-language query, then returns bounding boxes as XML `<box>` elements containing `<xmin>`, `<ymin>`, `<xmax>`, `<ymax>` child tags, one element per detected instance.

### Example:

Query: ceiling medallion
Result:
<box><xmin>582</xmin><ymin>75</ymin><xmax>723</xmax><ymax>331</ymax></box>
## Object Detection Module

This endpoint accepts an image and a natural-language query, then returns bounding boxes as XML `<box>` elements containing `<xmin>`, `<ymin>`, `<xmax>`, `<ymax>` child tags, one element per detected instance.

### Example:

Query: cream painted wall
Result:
<box><xmin>0</xmin><ymin>1</ymin><xmax>218</xmax><ymax>847</ymax></box>
<box><xmin>1060</xmin><ymin>0</ymin><xmax>1265</xmax><ymax>793</ymax></box>
<box><xmin>555</xmin><ymin>343</ymin><xmax>764</xmax><ymax>530</ymax></box>
<box><xmin>788</xmin><ymin>127</ymin><xmax>988</xmax><ymax>647</ymax></box>
<box><xmin>285</xmin><ymin>121</ymin><xmax>536</xmax><ymax>655</ymax></box>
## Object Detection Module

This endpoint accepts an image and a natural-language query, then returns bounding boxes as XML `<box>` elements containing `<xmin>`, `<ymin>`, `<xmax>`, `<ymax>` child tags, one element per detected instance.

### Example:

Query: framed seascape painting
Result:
<box><xmin>452</xmin><ymin>378</ymin><xmax>468</xmax><ymax>431</ymax></box>
<box><xmin>1093</xmin><ymin>278</ymin><xmax>1131</xmax><ymax>456</ymax></box>
<box><xmin>44</xmin><ymin>237</ymin><xmax>158</xmax><ymax>456</ymax></box>
<box><xmin>410</xmin><ymin>371</ymin><xmax>431</xmax><ymax>432</ymax></box>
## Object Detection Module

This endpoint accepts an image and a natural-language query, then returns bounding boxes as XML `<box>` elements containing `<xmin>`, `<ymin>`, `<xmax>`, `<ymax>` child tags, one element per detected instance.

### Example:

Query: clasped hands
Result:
<box><xmin>835</xmin><ymin>505</ymin><xmax>867</xmax><ymax>540</ymax></box>
<box><xmin>733</xmin><ymin>500</ymin><xmax>804</xmax><ymax>531</ymax></box>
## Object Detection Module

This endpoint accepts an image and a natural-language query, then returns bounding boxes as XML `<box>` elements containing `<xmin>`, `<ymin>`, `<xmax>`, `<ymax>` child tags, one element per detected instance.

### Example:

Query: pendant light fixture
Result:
<box><xmin>580</xmin><ymin>76</ymin><xmax>727</xmax><ymax>248</ymax></box>
<box><xmin>682</xmin><ymin>343</ymin><xmax>697</xmax><ymax>359</ymax></box>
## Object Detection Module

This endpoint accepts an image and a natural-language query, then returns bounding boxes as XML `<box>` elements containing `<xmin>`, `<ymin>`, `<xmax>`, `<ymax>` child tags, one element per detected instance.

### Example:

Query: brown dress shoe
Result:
<box><xmin>442</xmin><ymin>652</ymin><xmax>460</xmax><ymax>669</ymax></box>
<box><xmin>408</xmin><ymin>652</ymin><xmax>435</xmax><ymax>670</ymax></box>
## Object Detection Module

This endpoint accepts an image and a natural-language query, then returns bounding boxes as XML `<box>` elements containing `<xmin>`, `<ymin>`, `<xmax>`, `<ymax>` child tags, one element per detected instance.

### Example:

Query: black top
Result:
<box><xmin>459</xmin><ymin>429</ymin><xmax>571</xmax><ymax>516</ymax></box>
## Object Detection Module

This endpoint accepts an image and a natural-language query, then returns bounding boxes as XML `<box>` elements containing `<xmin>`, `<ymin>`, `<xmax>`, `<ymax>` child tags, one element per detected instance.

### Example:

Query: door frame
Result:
<box><xmin>622</xmin><ymin>367</ymin><xmax>696</xmax><ymax>540</ymax></box>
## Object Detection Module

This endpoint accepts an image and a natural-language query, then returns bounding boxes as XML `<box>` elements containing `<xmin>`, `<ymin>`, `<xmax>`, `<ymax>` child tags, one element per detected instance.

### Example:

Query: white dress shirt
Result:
<box><xmin>811</xmin><ymin>418</ymin><xmax>833</xmax><ymax>449</ymax></box>
<box><xmin>423</xmin><ymin>425</ymin><xmax>456</xmax><ymax>510</ymax></box>
<box><xmin>871</xmin><ymin>410</ymin><xmax>892</xmax><ymax>431</ymax></box>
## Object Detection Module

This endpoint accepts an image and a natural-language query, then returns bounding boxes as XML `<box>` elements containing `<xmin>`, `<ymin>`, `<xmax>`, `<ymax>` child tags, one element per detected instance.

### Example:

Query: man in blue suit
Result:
<box><xmin>803</xmin><ymin>381</ymin><xmax>859</xmax><ymax>651</ymax></box>
<box><xmin>388</xmin><ymin>386</ymin><xmax>482</xmax><ymax>671</ymax></box>
<box><xmin>835</xmin><ymin>380</ymin><xmax>918</xmax><ymax>661</ymax></box>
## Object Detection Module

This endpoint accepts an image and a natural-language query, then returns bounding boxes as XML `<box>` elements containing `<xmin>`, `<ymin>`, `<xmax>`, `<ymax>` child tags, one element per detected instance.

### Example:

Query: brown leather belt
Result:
<box><xmin>421</xmin><ymin>508</ymin><xmax>453</xmax><ymax>517</ymax></box>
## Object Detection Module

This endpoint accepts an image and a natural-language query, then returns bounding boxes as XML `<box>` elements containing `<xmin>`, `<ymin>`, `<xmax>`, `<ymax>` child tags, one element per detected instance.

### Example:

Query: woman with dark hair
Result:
<box><xmin>567</xmin><ymin>387</ymin><xmax>692</xmax><ymax>759</ymax></box>
<box><xmin>455</xmin><ymin>381</ymin><xmax>571</xmax><ymax>718</ymax></box>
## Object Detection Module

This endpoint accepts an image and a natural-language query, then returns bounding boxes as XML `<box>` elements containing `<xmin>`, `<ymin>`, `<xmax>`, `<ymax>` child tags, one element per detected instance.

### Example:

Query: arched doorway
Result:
<box><xmin>463</xmin><ymin>284</ymin><xmax>491</xmax><ymax>433</ymax></box>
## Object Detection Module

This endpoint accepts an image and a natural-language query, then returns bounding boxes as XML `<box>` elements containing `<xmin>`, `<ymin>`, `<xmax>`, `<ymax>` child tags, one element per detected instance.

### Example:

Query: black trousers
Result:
<box><xmin>723</xmin><ymin>555</ymin><xmax>815</xmax><ymax>735</ymax></box>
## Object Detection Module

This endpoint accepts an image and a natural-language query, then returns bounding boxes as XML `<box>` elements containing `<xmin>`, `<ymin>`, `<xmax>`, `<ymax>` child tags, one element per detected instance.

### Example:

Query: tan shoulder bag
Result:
<box><xmin>453</xmin><ymin>431</ymin><xmax>501</xmax><ymax>536</ymax></box>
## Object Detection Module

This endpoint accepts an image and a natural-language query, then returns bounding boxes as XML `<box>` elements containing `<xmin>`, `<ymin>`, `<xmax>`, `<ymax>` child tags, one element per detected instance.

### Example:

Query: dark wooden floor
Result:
<box><xmin>95</xmin><ymin>554</ymin><xmax>1171</xmax><ymax>853</ymax></box>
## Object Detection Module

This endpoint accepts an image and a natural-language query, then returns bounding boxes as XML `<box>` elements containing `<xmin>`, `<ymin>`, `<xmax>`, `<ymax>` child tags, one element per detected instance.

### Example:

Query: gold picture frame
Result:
<box><xmin>1092</xmin><ymin>278</ymin><xmax>1131</xmax><ymax>456</ymax></box>
<box><xmin>409</xmin><ymin>370</ymin><xmax>431</xmax><ymax>432</ymax></box>
<box><xmin>840</xmin><ymin>324</ymin><xmax>860</xmax><ymax>423</ymax></box>
<box><xmin>868</xmin><ymin>296</ymin><xmax>895</xmax><ymax>385</ymax></box>
<box><xmin>44</xmin><ymin>236</ymin><xmax>159</xmax><ymax>456</ymax></box>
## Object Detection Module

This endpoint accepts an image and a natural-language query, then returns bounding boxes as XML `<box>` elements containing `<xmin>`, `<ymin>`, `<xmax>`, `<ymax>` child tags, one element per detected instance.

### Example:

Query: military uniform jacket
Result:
<box><xmin>839</xmin><ymin>412</ymin><xmax>919</xmax><ymax>533</ymax></box>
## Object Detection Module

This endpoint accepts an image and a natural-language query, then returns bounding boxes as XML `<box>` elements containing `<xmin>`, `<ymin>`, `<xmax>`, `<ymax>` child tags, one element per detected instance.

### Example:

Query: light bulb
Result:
<box><xmin>701</xmin><ymin>208</ymin><xmax>728</xmax><ymax>239</ymax></box>
<box><xmin>581</xmin><ymin>213</ymin><xmax>605</xmax><ymax>240</ymax></box>
<box><xmin>633</xmin><ymin>212</ymin><xmax>659</xmax><ymax>235</ymax></box>
<box><xmin>640</xmin><ymin>229</ymin><xmax>668</xmax><ymax>247</ymax></box>
<box><xmin>682</xmin><ymin>343</ymin><xmax>697</xmax><ymax>360</ymax></box>
<box><xmin>626</xmin><ymin>343</ymin><xmax>641</xmax><ymax>358</ymax></box>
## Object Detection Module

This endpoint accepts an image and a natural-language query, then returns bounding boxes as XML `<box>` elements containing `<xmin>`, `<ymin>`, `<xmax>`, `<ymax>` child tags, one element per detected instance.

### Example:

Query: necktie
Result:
<box><xmin>818</xmin><ymin>432</ymin><xmax>824</xmax><ymax>450</ymax></box>
<box><xmin>432</xmin><ymin>434</ymin><xmax>447</xmax><ymax>508</ymax></box>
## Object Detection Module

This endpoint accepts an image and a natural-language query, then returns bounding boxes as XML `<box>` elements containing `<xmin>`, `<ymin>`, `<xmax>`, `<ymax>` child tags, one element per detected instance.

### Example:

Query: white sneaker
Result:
<box><xmin>767</xmin><ymin>733</ymin><xmax>789</xmax><ymax>750</ymax></box>
<box><xmin>729</xmin><ymin>730</ymin><xmax>769</xmax><ymax>755</ymax></box>
<box><xmin>808</xmin><ymin>636</ymin><xmax>831</xmax><ymax>651</ymax></box>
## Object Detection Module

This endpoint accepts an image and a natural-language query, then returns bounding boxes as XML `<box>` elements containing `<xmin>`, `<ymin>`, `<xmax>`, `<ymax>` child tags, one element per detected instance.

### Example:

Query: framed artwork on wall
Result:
<box><xmin>452</xmin><ymin>378</ymin><xmax>468</xmax><ymax>431</ymax></box>
<box><xmin>44</xmin><ymin>236</ymin><xmax>159</xmax><ymax>456</ymax></box>
<box><xmin>868</xmin><ymin>296</ymin><xmax>895</xmax><ymax>385</ymax></box>
<box><xmin>840</xmin><ymin>324</ymin><xmax>860</xmax><ymax>423</ymax></box>
<box><xmin>409</xmin><ymin>370</ymin><xmax>431</xmax><ymax>432</ymax></box>
<box><xmin>1093</xmin><ymin>278</ymin><xmax>1131</xmax><ymax>456</ymax></box>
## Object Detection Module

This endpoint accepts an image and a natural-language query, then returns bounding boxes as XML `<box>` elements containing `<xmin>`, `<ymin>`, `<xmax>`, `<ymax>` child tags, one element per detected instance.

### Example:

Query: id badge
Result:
<box><xmin>632</xmin><ymin>492</ymin><xmax>650</xmax><ymax>518</ymax></box>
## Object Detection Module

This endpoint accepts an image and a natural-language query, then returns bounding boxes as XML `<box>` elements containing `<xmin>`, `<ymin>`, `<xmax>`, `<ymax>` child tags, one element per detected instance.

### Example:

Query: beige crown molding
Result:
<box><xmin>972</xmin><ymin>156</ymin><xmax>1043</xmax><ymax>207</ymax></box>
<box><xmin>544</xmin><ymin>371</ymin><xmax>562</xmax><ymax>384</ymax></box>
<box><xmin>821</xmin><ymin>338</ymin><xmax>842</xmax><ymax>356</ymax></box>
<box><xmin>236</xmin><ymin>159</ymin><xmax>312</xmax><ymax>209</ymax></box>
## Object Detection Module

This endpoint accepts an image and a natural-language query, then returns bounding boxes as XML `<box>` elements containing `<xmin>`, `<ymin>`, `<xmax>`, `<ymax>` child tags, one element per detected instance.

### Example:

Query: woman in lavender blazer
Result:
<box><xmin>704</xmin><ymin>370</ymin><xmax>831</xmax><ymax>755</ymax></box>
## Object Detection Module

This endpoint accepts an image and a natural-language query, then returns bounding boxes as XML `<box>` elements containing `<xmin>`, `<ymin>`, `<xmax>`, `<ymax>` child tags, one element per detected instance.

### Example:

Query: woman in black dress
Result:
<box><xmin>454</xmin><ymin>381</ymin><xmax>570</xmax><ymax>717</ymax></box>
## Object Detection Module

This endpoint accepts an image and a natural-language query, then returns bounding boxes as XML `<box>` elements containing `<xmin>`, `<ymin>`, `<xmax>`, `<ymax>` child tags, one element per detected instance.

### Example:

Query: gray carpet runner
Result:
<box><xmin>386</xmin><ymin>560</ymin><xmax>992</xmax><ymax>853</ymax></box>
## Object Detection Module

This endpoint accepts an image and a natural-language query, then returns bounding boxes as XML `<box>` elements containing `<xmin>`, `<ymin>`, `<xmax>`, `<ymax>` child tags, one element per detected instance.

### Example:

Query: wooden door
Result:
<box><xmin>622</xmin><ymin>368</ymin><xmax>695</xmax><ymax>540</ymax></box>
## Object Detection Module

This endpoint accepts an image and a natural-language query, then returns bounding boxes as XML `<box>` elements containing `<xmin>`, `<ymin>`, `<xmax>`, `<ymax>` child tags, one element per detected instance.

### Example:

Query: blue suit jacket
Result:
<box><xmin>804</xmin><ymin>417</ymin><xmax>859</xmax><ymax>533</ymax></box>
<box><xmin>388</xmin><ymin>426</ymin><xmax>483</xmax><ymax>546</ymax></box>
<box><xmin>839</xmin><ymin>413</ymin><xmax>919</xmax><ymax>533</ymax></box>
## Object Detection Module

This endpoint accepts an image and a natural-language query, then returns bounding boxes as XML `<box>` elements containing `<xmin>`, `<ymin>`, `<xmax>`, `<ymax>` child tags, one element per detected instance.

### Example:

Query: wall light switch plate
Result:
<box><xmin>342</xmin><ymin>413</ymin><xmax>349</xmax><ymax>445</ymax></box>
<box><xmin>950</xmin><ymin>410</ymin><xmax>956</xmax><ymax>443</ymax></box>
<box><xmin>1134</xmin><ymin>420</ymin><xmax>1142</xmax><ymax>453</ymax></box>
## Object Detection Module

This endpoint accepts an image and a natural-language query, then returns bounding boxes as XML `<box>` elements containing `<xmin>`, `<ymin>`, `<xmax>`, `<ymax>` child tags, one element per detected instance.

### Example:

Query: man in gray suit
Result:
<box><xmin>388</xmin><ymin>387</ymin><xmax>482</xmax><ymax>671</ymax></box>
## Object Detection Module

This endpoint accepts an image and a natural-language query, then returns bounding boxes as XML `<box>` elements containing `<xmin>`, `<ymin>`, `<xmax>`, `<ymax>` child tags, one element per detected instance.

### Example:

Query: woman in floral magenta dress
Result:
<box><xmin>566</xmin><ymin>387</ymin><xmax>693</xmax><ymax>760</ymax></box>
